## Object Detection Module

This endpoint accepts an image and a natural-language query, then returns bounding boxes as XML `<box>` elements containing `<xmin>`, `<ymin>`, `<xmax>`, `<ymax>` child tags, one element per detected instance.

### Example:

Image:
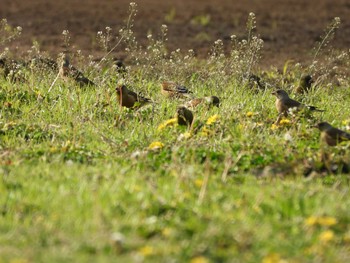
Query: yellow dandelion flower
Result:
<box><xmin>206</xmin><ymin>114</ymin><xmax>220</xmax><ymax>125</ymax></box>
<box><xmin>190</xmin><ymin>256</ymin><xmax>209</xmax><ymax>263</ymax></box>
<box><xmin>262</xmin><ymin>253</ymin><xmax>286</xmax><ymax>263</ymax></box>
<box><xmin>342</xmin><ymin>120</ymin><xmax>350</xmax><ymax>126</ymax></box>
<box><xmin>148</xmin><ymin>141</ymin><xmax>164</xmax><ymax>150</ymax></box>
<box><xmin>199</xmin><ymin>126</ymin><xmax>213</xmax><ymax>137</ymax></box>
<box><xmin>246</xmin><ymin>111</ymin><xmax>254</xmax><ymax>117</ymax></box>
<box><xmin>271</xmin><ymin>123</ymin><xmax>279</xmax><ymax>130</ymax></box>
<box><xmin>157</xmin><ymin>118</ymin><xmax>177</xmax><ymax>131</ymax></box>
<box><xmin>305</xmin><ymin>216</ymin><xmax>318</xmax><ymax>226</ymax></box>
<box><xmin>318</xmin><ymin>216</ymin><xmax>337</xmax><ymax>226</ymax></box>
<box><xmin>139</xmin><ymin>245</ymin><xmax>154</xmax><ymax>256</ymax></box>
<box><xmin>279</xmin><ymin>118</ymin><xmax>291</xmax><ymax>125</ymax></box>
<box><xmin>305</xmin><ymin>216</ymin><xmax>337</xmax><ymax>227</ymax></box>
<box><xmin>183</xmin><ymin>132</ymin><xmax>192</xmax><ymax>139</ymax></box>
<box><xmin>49</xmin><ymin>147</ymin><xmax>58</xmax><ymax>153</ymax></box>
<box><xmin>319</xmin><ymin>230</ymin><xmax>334</xmax><ymax>243</ymax></box>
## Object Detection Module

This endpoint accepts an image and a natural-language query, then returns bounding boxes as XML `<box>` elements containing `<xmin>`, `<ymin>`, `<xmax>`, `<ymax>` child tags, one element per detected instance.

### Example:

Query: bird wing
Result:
<box><xmin>126</xmin><ymin>89</ymin><xmax>139</xmax><ymax>99</ymax></box>
<box><xmin>162</xmin><ymin>82</ymin><xmax>191</xmax><ymax>94</ymax></box>
<box><xmin>69</xmin><ymin>65</ymin><xmax>95</xmax><ymax>86</ymax></box>
<box><xmin>285</xmin><ymin>98</ymin><xmax>323</xmax><ymax>112</ymax></box>
<box><xmin>175</xmin><ymin>85</ymin><xmax>191</xmax><ymax>94</ymax></box>
<box><xmin>284</xmin><ymin>98</ymin><xmax>301</xmax><ymax>108</ymax></box>
<box><xmin>131</xmin><ymin>91</ymin><xmax>151</xmax><ymax>103</ymax></box>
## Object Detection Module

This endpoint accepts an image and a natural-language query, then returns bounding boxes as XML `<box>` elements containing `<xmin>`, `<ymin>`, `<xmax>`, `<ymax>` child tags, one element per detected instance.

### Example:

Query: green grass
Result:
<box><xmin>1</xmin><ymin>10</ymin><xmax>350</xmax><ymax>262</ymax></box>
<box><xmin>0</xmin><ymin>68</ymin><xmax>350</xmax><ymax>263</ymax></box>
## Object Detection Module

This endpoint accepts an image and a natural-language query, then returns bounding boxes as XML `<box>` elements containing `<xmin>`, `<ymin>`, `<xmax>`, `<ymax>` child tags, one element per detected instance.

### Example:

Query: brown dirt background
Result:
<box><xmin>1</xmin><ymin>0</ymin><xmax>350</xmax><ymax>68</ymax></box>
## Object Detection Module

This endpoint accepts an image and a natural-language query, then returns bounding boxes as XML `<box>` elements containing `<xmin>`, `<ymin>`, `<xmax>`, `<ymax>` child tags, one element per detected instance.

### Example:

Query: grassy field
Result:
<box><xmin>1</xmin><ymin>11</ymin><xmax>350</xmax><ymax>262</ymax></box>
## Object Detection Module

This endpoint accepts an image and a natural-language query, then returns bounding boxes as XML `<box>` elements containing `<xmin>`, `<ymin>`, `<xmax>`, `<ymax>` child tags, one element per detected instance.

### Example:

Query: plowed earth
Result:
<box><xmin>1</xmin><ymin>0</ymin><xmax>350</xmax><ymax>68</ymax></box>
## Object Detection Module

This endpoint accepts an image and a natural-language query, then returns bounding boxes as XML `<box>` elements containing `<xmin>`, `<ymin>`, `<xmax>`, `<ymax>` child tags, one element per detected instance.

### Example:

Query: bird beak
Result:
<box><xmin>271</xmin><ymin>91</ymin><xmax>276</xmax><ymax>96</ymax></box>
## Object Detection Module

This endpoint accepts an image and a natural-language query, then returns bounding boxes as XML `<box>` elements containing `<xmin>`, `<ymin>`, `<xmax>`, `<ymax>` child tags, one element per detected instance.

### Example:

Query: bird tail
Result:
<box><xmin>340</xmin><ymin>133</ymin><xmax>350</xmax><ymax>141</ymax></box>
<box><xmin>307</xmin><ymin>106</ymin><xmax>324</xmax><ymax>112</ymax></box>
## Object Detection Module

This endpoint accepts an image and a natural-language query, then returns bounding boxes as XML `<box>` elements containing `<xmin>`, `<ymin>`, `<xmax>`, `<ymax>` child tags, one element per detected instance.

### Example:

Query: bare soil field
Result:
<box><xmin>1</xmin><ymin>0</ymin><xmax>350</xmax><ymax>68</ymax></box>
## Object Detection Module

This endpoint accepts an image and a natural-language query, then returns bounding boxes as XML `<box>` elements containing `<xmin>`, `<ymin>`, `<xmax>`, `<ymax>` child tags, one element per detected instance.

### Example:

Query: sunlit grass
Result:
<box><xmin>1</xmin><ymin>4</ymin><xmax>350</xmax><ymax>262</ymax></box>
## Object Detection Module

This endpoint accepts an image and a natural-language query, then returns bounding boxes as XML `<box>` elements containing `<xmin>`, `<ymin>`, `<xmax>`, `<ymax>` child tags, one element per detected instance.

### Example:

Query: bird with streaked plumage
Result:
<box><xmin>161</xmin><ymin>81</ymin><xmax>193</xmax><ymax>98</ymax></box>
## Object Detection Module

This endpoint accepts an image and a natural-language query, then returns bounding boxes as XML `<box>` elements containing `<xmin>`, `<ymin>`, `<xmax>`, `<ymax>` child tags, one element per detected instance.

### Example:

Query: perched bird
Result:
<box><xmin>114</xmin><ymin>59</ymin><xmax>126</xmax><ymax>75</ymax></box>
<box><xmin>59</xmin><ymin>54</ymin><xmax>95</xmax><ymax>87</ymax></box>
<box><xmin>30</xmin><ymin>57</ymin><xmax>59</xmax><ymax>71</ymax></box>
<box><xmin>161</xmin><ymin>81</ymin><xmax>192</xmax><ymax>98</ymax></box>
<box><xmin>176</xmin><ymin>106</ymin><xmax>194</xmax><ymax>127</ymax></box>
<box><xmin>272</xmin><ymin>89</ymin><xmax>323</xmax><ymax>123</ymax></box>
<box><xmin>314</xmin><ymin>122</ymin><xmax>350</xmax><ymax>146</ymax></box>
<box><xmin>185</xmin><ymin>96</ymin><xmax>220</xmax><ymax>108</ymax></box>
<box><xmin>295</xmin><ymin>74</ymin><xmax>313</xmax><ymax>94</ymax></box>
<box><xmin>247</xmin><ymin>74</ymin><xmax>265</xmax><ymax>90</ymax></box>
<box><xmin>116</xmin><ymin>85</ymin><xmax>152</xmax><ymax>109</ymax></box>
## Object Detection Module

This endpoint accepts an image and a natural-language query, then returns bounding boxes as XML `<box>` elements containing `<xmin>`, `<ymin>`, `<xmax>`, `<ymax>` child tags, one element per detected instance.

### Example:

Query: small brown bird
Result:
<box><xmin>314</xmin><ymin>122</ymin><xmax>350</xmax><ymax>146</ymax></box>
<box><xmin>185</xmin><ymin>96</ymin><xmax>220</xmax><ymax>108</ymax></box>
<box><xmin>161</xmin><ymin>81</ymin><xmax>192</xmax><ymax>98</ymax></box>
<box><xmin>272</xmin><ymin>89</ymin><xmax>323</xmax><ymax>123</ymax></box>
<box><xmin>59</xmin><ymin>54</ymin><xmax>95</xmax><ymax>87</ymax></box>
<box><xmin>176</xmin><ymin>106</ymin><xmax>194</xmax><ymax>127</ymax></box>
<box><xmin>116</xmin><ymin>85</ymin><xmax>152</xmax><ymax>109</ymax></box>
<box><xmin>295</xmin><ymin>74</ymin><xmax>313</xmax><ymax>94</ymax></box>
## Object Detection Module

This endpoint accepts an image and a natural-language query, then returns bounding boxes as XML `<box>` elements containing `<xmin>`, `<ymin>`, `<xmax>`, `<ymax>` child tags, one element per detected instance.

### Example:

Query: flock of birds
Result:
<box><xmin>114</xmin><ymin>69</ymin><xmax>350</xmax><ymax>148</ymax></box>
<box><xmin>1</xmin><ymin>54</ymin><xmax>350</xmax><ymax>147</ymax></box>
<box><xmin>272</xmin><ymin>88</ymin><xmax>350</xmax><ymax>146</ymax></box>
